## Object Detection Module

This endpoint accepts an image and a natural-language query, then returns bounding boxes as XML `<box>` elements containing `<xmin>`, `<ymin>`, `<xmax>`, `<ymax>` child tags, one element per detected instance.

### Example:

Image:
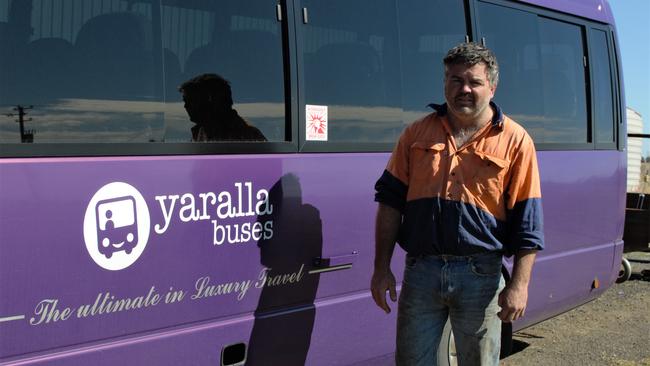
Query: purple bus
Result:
<box><xmin>0</xmin><ymin>0</ymin><xmax>624</xmax><ymax>365</ymax></box>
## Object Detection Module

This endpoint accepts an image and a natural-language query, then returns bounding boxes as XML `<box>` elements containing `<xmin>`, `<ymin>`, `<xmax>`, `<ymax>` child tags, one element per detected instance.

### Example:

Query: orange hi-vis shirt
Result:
<box><xmin>375</xmin><ymin>103</ymin><xmax>544</xmax><ymax>256</ymax></box>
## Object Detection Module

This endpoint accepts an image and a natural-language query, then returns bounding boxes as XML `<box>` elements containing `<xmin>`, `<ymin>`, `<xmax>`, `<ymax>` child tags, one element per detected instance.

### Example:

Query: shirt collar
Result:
<box><xmin>427</xmin><ymin>101</ymin><xmax>504</xmax><ymax>128</ymax></box>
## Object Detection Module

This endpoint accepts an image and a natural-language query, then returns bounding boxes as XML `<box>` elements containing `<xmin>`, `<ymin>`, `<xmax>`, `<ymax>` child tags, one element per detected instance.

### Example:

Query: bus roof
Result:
<box><xmin>517</xmin><ymin>0</ymin><xmax>614</xmax><ymax>24</ymax></box>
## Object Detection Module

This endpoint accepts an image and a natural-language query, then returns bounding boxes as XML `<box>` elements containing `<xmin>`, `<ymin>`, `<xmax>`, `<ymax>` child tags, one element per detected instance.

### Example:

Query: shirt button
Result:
<box><xmin>451</xmin><ymin>172</ymin><xmax>456</xmax><ymax>176</ymax></box>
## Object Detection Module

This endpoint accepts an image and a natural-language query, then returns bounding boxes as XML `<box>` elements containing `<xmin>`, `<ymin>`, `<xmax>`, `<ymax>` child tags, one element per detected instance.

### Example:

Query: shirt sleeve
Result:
<box><xmin>374</xmin><ymin>126</ymin><xmax>412</xmax><ymax>212</ymax></box>
<box><xmin>505</xmin><ymin>133</ymin><xmax>544</xmax><ymax>254</ymax></box>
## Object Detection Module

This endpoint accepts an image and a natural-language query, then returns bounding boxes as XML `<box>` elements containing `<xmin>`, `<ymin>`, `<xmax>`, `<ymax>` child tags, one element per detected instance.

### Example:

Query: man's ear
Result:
<box><xmin>207</xmin><ymin>93</ymin><xmax>225</xmax><ymax>105</ymax></box>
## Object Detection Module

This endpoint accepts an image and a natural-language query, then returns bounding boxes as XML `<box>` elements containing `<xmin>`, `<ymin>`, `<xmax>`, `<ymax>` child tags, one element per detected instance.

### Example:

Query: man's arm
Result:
<box><xmin>370</xmin><ymin>203</ymin><xmax>401</xmax><ymax>314</ymax></box>
<box><xmin>498</xmin><ymin>249</ymin><xmax>537</xmax><ymax>322</ymax></box>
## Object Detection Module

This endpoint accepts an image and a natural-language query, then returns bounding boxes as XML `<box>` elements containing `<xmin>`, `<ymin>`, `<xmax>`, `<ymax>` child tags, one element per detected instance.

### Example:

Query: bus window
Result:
<box><xmin>161</xmin><ymin>0</ymin><xmax>286</xmax><ymax>143</ymax></box>
<box><xmin>477</xmin><ymin>2</ymin><xmax>589</xmax><ymax>145</ymax></box>
<box><xmin>538</xmin><ymin>17</ymin><xmax>589</xmax><ymax>144</ymax></box>
<box><xmin>590</xmin><ymin>28</ymin><xmax>616</xmax><ymax>146</ymax></box>
<box><xmin>0</xmin><ymin>0</ymin><xmax>285</xmax><ymax>145</ymax></box>
<box><xmin>396</xmin><ymin>0</ymin><xmax>467</xmax><ymax>120</ymax></box>
<box><xmin>0</xmin><ymin>0</ymin><xmax>164</xmax><ymax>144</ymax></box>
<box><xmin>299</xmin><ymin>0</ymin><xmax>402</xmax><ymax>143</ymax></box>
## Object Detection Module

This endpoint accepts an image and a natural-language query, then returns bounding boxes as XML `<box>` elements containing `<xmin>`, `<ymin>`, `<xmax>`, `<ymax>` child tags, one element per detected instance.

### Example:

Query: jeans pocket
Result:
<box><xmin>470</xmin><ymin>256</ymin><xmax>502</xmax><ymax>277</ymax></box>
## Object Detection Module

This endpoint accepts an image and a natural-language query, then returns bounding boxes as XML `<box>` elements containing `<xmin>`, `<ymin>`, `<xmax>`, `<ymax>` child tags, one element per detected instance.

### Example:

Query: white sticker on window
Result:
<box><xmin>306</xmin><ymin>104</ymin><xmax>328</xmax><ymax>141</ymax></box>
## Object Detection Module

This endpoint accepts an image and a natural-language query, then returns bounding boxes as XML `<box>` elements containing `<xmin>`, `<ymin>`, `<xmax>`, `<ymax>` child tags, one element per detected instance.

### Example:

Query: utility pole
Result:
<box><xmin>5</xmin><ymin>105</ymin><xmax>34</xmax><ymax>143</ymax></box>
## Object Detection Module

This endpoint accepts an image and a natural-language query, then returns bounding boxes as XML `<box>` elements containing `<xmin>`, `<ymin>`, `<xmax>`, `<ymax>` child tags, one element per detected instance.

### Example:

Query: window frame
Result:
<box><xmin>295</xmin><ymin>0</ymin><xmax>473</xmax><ymax>153</ymax></box>
<box><xmin>0</xmin><ymin>0</ymin><xmax>298</xmax><ymax>158</ymax></box>
<box><xmin>587</xmin><ymin>25</ymin><xmax>618</xmax><ymax>150</ymax></box>
<box><xmin>473</xmin><ymin>0</ymin><xmax>620</xmax><ymax>152</ymax></box>
<box><xmin>0</xmin><ymin>0</ymin><xmax>623</xmax><ymax>157</ymax></box>
<box><xmin>610</xmin><ymin>28</ymin><xmax>625</xmax><ymax>151</ymax></box>
<box><xmin>294</xmin><ymin>0</ymin><xmax>401</xmax><ymax>153</ymax></box>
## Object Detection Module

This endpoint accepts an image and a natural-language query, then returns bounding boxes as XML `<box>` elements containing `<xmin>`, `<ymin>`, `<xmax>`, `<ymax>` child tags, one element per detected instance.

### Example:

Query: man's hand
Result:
<box><xmin>371</xmin><ymin>269</ymin><xmax>397</xmax><ymax>313</ymax></box>
<box><xmin>372</xmin><ymin>204</ymin><xmax>401</xmax><ymax>314</ymax></box>
<box><xmin>497</xmin><ymin>284</ymin><xmax>528</xmax><ymax>322</ymax></box>
<box><xmin>498</xmin><ymin>249</ymin><xmax>536</xmax><ymax>322</ymax></box>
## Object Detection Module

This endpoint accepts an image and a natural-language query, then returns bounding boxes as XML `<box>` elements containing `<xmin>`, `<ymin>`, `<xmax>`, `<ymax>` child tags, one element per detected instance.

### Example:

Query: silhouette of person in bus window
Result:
<box><xmin>179</xmin><ymin>73</ymin><xmax>267</xmax><ymax>142</ymax></box>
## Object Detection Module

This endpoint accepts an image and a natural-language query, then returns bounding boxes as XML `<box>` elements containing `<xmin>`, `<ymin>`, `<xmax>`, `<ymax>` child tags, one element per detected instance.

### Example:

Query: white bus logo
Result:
<box><xmin>84</xmin><ymin>182</ymin><xmax>150</xmax><ymax>270</ymax></box>
<box><xmin>96</xmin><ymin>196</ymin><xmax>138</xmax><ymax>258</ymax></box>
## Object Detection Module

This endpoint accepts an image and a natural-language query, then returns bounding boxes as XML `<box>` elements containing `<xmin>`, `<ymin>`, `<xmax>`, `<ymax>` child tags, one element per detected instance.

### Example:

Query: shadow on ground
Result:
<box><xmin>629</xmin><ymin>269</ymin><xmax>650</xmax><ymax>281</ymax></box>
<box><xmin>510</xmin><ymin>339</ymin><xmax>531</xmax><ymax>355</ymax></box>
<box><xmin>504</xmin><ymin>331</ymin><xmax>544</xmax><ymax>358</ymax></box>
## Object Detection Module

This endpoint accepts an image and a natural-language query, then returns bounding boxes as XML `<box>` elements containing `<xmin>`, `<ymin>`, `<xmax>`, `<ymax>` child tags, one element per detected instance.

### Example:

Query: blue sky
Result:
<box><xmin>609</xmin><ymin>0</ymin><xmax>650</xmax><ymax>156</ymax></box>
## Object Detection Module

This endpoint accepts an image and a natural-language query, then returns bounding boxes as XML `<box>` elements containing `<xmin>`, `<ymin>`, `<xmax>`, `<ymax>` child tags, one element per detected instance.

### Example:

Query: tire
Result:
<box><xmin>617</xmin><ymin>257</ymin><xmax>632</xmax><ymax>283</ymax></box>
<box><xmin>437</xmin><ymin>320</ymin><xmax>457</xmax><ymax>366</ymax></box>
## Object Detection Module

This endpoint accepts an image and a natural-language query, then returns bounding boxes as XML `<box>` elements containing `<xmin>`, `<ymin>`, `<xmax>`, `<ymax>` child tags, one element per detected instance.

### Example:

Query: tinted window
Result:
<box><xmin>397</xmin><ymin>0</ymin><xmax>467</xmax><ymax>116</ymax></box>
<box><xmin>590</xmin><ymin>29</ymin><xmax>615</xmax><ymax>144</ymax></box>
<box><xmin>0</xmin><ymin>0</ymin><xmax>163</xmax><ymax>144</ymax></box>
<box><xmin>300</xmin><ymin>0</ymin><xmax>402</xmax><ymax>143</ymax></box>
<box><xmin>0</xmin><ymin>0</ymin><xmax>285</xmax><ymax>145</ymax></box>
<box><xmin>162</xmin><ymin>0</ymin><xmax>285</xmax><ymax>142</ymax></box>
<box><xmin>477</xmin><ymin>2</ymin><xmax>589</xmax><ymax>144</ymax></box>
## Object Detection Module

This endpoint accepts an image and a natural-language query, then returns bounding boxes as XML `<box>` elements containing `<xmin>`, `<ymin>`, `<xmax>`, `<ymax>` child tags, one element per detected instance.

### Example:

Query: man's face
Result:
<box><xmin>182</xmin><ymin>90</ymin><xmax>210</xmax><ymax>124</ymax></box>
<box><xmin>444</xmin><ymin>62</ymin><xmax>496</xmax><ymax>123</ymax></box>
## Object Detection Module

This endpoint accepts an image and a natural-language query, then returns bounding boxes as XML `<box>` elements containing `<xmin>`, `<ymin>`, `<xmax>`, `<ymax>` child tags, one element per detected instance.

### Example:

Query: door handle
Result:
<box><xmin>310</xmin><ymin>251</ymin><xmax>358</xmax><ymax>274</ymax></box>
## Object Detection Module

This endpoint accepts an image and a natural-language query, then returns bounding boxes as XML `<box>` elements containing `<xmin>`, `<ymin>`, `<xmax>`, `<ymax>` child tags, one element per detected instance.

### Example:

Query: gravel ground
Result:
<box><xmin>501</xmin><ymin>251</ymin><xmax>650</xmax><ymax>366</ymax></box>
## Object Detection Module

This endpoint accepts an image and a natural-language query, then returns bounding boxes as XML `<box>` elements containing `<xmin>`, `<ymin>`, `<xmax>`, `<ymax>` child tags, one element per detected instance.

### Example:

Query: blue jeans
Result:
<box><xmin>396</xmin><ymin>253</ymin><xmax>505</xmax><ymax>366</ymax></box>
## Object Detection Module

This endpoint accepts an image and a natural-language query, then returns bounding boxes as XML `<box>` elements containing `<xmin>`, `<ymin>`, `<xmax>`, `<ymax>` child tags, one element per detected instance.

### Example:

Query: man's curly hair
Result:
<box><xmin>444</xmin><ymin>42</ymin><xmax>499</xmax><ymax>86</ymax></box>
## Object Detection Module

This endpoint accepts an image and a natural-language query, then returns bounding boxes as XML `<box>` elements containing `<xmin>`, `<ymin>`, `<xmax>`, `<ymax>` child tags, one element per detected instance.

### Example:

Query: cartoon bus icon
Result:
<box><xmin>95</xmin><ymin>196</ymin><xmax>138</xmax><ymax>258</ymax></box>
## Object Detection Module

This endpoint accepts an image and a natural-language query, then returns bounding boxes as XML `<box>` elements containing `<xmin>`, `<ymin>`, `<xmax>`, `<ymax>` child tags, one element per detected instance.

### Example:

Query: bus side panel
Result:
<box><xmin>0</xmin><ymin>151</ymin><xmax>625</xmax><ymax>361</ymax></box>
<box><xmin>282</xmin><ymin>154</ymin><xmax>406</xmax><ymax>300</ymax></box>
<box><xmin>1</xmin><ymin>316</ymin><xmax>256</xmax><ymax>366</ymax></box>
<box><xmin>0</xmin><ymin>154</ymin><xmax>404</xmax><ymax>365</ymax></box>
<box><xmin>0</xmin><ymin>157</ymin><xmax>284</xmax><ymax>360</ymax></box>
<box><xmin>513</xmin><ymin>150</ymin><xmax>625</xmax><ymax>331</ymax></box>
<box><xmin>0</xmin><ymin>295</ymin><xmax>397</xmax><ymax>366</ymax></box>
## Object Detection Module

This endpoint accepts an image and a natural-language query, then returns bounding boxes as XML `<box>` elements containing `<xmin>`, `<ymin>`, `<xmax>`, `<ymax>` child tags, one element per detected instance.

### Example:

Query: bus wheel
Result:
<box><xmin>437</xmin><ymin>320</ymin><xmax>458</xmax><ymax>366</ymax></box>
<box><xmin>617</xmin><ymin>257</ymin><xmax>632</xmax><ymax>283</ymax></box>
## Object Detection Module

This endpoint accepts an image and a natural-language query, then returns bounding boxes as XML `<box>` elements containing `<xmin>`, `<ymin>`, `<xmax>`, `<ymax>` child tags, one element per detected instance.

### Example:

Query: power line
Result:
<box><xmin>5</xmin><ymin>105</ymin><xmax>34</xmax><ymax>143</ymax></box>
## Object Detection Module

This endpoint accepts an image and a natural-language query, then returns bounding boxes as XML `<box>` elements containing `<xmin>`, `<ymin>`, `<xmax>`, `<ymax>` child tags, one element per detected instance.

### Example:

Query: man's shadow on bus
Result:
<box><xmin>247</xmin><ymin>174</ymin><xmax>322</xmax><ymax>365</ymax></box>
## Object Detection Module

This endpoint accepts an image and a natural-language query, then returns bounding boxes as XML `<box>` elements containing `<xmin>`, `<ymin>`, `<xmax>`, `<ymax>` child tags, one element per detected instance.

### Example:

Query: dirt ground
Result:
<box><xmin>501</xmin><ymin>251</ymin><xmax>650</xmax><ymax>366</ymax></box>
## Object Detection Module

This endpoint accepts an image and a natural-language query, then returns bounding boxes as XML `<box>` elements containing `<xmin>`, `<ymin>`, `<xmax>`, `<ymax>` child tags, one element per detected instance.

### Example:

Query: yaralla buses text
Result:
<box><xmin>153</xmin><ymin>181</ymin><xmax>274</xmax><ymax>245</ymax></box>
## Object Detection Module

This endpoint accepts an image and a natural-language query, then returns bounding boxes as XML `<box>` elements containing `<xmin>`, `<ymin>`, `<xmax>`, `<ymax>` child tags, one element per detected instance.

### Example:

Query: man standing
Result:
<box><xmin>371</xmin><ymin>43</ymin><xmax>544</xmax><ymax>365</ymax></box>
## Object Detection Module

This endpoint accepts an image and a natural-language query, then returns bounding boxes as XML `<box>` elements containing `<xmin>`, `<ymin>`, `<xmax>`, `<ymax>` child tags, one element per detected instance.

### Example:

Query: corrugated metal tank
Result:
<box><xmin>627</xmin><ymin>107</ymin><xmax>645</xmax><ymax>192</ymax></box>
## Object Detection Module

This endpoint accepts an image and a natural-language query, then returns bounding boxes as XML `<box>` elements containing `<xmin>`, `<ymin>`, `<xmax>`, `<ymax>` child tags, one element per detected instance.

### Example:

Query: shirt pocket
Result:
<box><xmin>408</xmin><ymin>142</ymin><xmax>446</xmax><ymax>198</ymax></box>
<box><xmin>471</xmin><ymin>150</ymin><xmax>509</xmax><ymax>199</ymax></box>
